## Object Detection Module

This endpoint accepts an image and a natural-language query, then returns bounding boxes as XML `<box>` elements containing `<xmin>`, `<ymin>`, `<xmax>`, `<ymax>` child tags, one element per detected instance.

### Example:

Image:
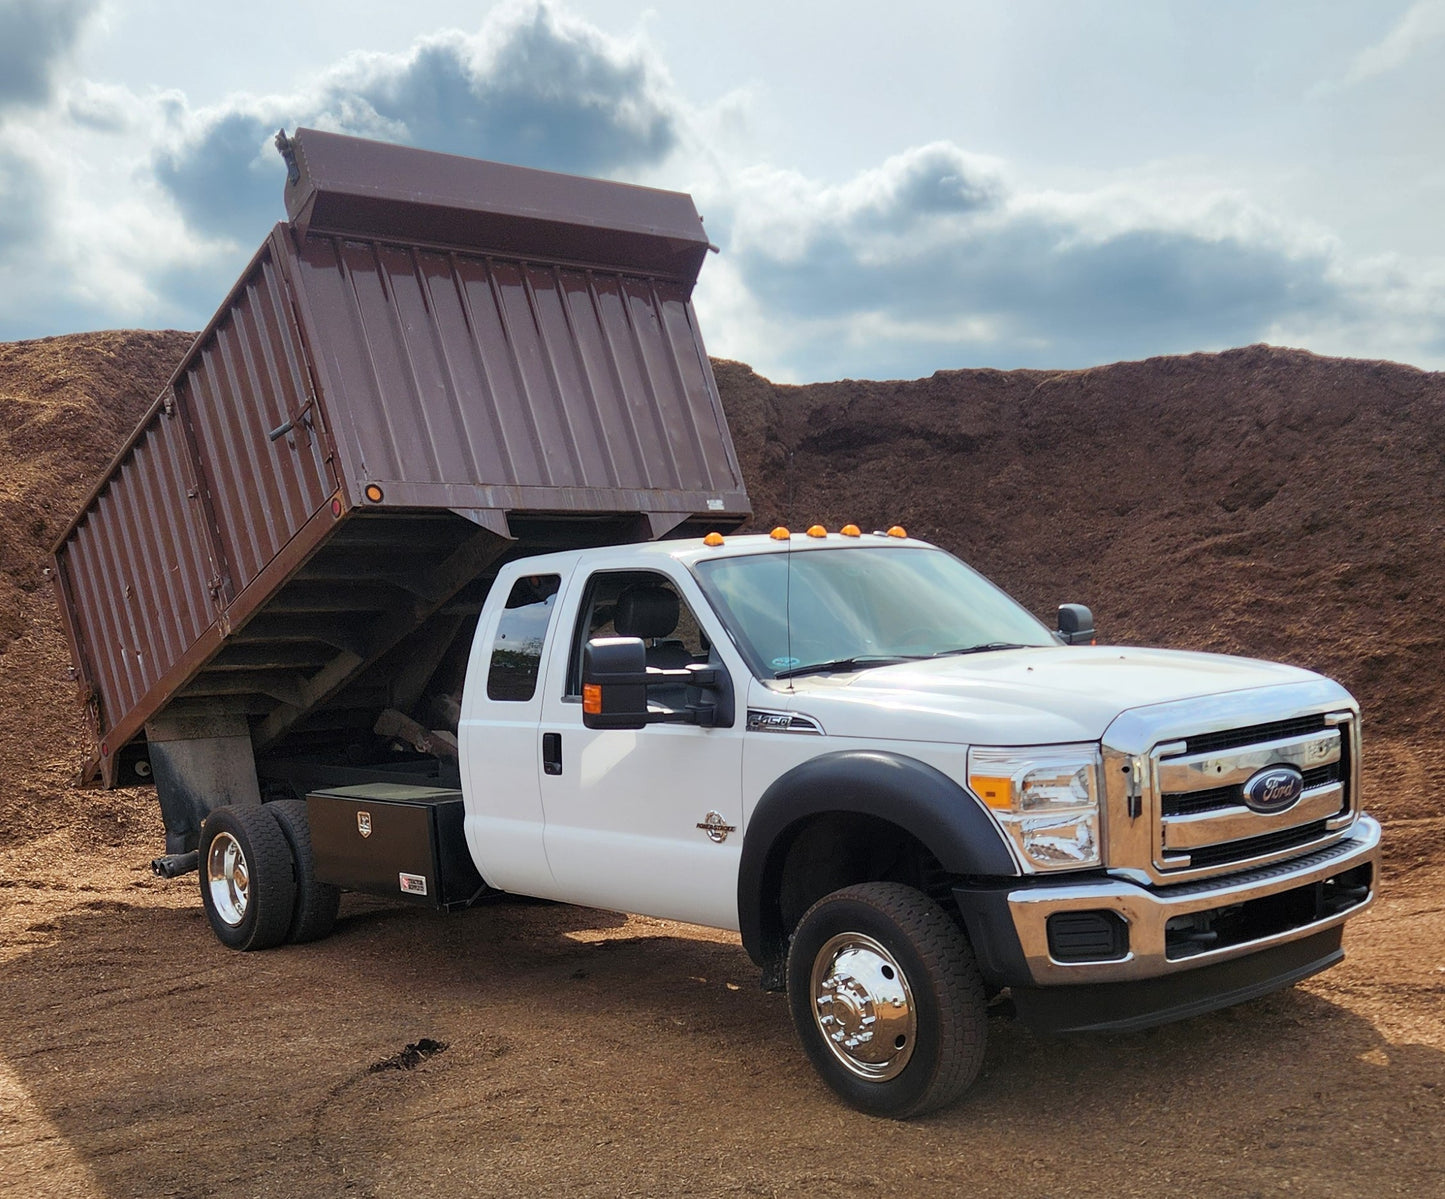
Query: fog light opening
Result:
<box><xmin>1047</xmin><ymin>910</ymin><xmax>1129</xmax><ymax>963</ymax></box>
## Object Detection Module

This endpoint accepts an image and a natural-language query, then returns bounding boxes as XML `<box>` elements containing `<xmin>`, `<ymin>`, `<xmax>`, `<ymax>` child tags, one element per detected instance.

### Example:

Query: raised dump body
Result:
<box><xmin>52</xmin><ymin>129</ymin><xmax>749</xmax><ymax>827</ymax></box>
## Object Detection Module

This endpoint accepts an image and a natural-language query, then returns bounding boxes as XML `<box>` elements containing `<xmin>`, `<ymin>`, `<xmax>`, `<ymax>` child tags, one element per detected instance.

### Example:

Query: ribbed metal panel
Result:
<box><xmin>290</xmin><ymin>235</ymin><xmax>747</xmax><ymax>512</ymax></box>
<box><xmin>176</xmin><ymin>234</ymin><xmax>337</xmax><ymax>599</ymax></box>
<box><xmin>54</xmin><ymin>402</ymin><xmax>220</xmax><ymax>736</ymax></box>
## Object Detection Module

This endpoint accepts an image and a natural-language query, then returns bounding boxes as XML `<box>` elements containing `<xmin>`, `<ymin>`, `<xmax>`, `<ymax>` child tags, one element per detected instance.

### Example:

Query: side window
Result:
<box><xmin>486</xmin><ymin>574</ymin><xmax>561</xmax><ymax>702</ymax></box>
<box><xmin>566</xmin><ymin>570</ymin><xmax>710</xmax><ymax>702</ymax></box>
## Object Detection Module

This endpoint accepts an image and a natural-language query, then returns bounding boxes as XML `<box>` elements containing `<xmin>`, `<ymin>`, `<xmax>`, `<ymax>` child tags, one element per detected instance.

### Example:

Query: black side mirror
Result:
<box><xmin>582</xmin><ymin>637</ymin><xmax>649</xmax><ymax>729</ymax></box>
<box><xmin>1057</xmin><ymin>604</ymin><xmax>1096</xmax><ymax>645</ymax></box>
<box><xmin>581</xmin><ymin>637</ymin><xmax>737</xmax><ymax>730</ymax></box>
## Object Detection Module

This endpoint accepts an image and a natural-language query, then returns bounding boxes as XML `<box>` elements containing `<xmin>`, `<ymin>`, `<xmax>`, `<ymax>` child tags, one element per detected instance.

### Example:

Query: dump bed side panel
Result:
<box><xmin>53</xmin><ymin>231</ymin><xmax>345</xmax><ymax>780</ymax></box>
<box><xmin>53</xmin><ymin>397</ymin><xmax>222</xmax><ymax>753</ymax></box>
<box><xmin>290</xmin><ymin>234</ymin><xmax>747</xmax><ymax>517</ymax></box>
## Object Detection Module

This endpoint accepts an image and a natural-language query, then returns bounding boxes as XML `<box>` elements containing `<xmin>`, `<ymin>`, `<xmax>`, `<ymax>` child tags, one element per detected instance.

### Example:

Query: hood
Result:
<box><xmin>763</xmin><ymin>645</ymin><xmax>1325</xmax><ymax>745</ymax></box>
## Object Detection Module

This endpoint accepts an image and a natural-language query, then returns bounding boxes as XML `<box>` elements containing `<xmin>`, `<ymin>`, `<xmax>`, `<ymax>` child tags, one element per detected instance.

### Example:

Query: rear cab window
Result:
<box><xmin>486</xmin><ymin>574</ymin><xmax>562</xmax><ymax>701</ymax></box>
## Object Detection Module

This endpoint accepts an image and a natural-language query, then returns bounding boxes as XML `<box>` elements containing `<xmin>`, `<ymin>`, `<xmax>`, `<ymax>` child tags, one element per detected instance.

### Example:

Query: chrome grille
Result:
<box><xmin>1182</xmin><ymin>821</ymin><xmax>1331</xmax><ymax>870</ymax></box>
<box><xmin>1153</xmin><ymin>714</ymin><xmax>1356</xmax><ymax>877</ymax></box>
<box><xmin>1182</xmin><ymin>714</ymin><xmax>1328</xmax><ymax>756</ymax></box>
<box><xmin>1163</xmin><ymin>762</ymin><xmax>1341</xmax><ymax>817</ymax></box>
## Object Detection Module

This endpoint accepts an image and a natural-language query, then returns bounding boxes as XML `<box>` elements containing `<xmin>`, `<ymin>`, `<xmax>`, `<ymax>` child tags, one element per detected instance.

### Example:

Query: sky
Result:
<box><xmin>1</xmin><ymin>0</ymin><xmax>1442</xmax><ymax>382</ymax></box>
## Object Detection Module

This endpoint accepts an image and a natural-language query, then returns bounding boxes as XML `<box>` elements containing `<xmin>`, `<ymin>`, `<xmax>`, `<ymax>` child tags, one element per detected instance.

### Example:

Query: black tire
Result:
<box><xmin>198</xmin><ymin>804</ymin><xmax>297</xmax><ymax>951</ymax></box>
<box><xmin>786</xmin><ymin>882</ymin><xmax>987</xmax><ymax>1119</ymax></box>
<box><xmin>266</xmin><ymin>798</ymin><xmax>341</xmax><ymax>944</ymax></box>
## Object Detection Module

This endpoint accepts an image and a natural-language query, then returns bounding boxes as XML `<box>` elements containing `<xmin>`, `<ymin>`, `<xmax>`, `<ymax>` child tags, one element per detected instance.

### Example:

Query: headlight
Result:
<box><xmin>968</xmin><ymin>744</ymin><xmax>1103</xmax><ymax>871</ymax></box>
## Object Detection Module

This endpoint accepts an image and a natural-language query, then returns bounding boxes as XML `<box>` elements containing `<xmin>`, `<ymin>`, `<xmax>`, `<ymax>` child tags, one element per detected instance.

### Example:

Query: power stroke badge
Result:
<box><xmin>696</xmin><ymin>811</ymin><xmax>737</xmax><ymax>843</ymax></box>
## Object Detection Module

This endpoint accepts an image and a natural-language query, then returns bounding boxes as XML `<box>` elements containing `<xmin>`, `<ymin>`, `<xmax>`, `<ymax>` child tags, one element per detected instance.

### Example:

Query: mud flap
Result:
<box><xmin>145</xmin><ymin>715</ymin><xmax>262</xmax><ymax>854</ymax></box>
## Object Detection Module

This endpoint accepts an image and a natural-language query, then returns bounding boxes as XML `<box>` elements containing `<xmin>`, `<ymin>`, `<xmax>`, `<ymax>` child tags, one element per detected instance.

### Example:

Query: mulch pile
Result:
<box><xmin>2</xmin><ymin>333</ymin><xmax>1440</xmax><ymax>856</ymax></box>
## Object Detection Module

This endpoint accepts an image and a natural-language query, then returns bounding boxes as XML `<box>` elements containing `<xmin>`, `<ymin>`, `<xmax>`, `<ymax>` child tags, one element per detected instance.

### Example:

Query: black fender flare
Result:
<box><xmin>737</xmin><ymin>750</ymin><xmax>1018</xmax><ymax>972</ymax></box>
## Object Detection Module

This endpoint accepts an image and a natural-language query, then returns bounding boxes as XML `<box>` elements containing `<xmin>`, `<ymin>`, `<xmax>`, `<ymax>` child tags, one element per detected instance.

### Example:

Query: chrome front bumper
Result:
<box><xmin>1006</xmin><ymin>814</ymin><xmax>1381</xmax><ymax>986</ymax></box>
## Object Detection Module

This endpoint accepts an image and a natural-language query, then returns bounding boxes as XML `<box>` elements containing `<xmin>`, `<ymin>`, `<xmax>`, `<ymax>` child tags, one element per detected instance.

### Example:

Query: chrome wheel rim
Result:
<box><xmin>206</xmin><ymin>832</ymin><xmax>250</xmax><ymax>927</ymax></box>
<box><xmin>810</xmin><ymin>932</ymin><xmax>917</xmax><ymax>1081</ymax></box>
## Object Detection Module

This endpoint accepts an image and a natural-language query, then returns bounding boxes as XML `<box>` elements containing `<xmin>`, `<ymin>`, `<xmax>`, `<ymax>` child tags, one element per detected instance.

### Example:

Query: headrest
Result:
<box><xmin>614</xmin><ymin>585</ymin><xmax>680</xmax><ymax>640</ymax></box>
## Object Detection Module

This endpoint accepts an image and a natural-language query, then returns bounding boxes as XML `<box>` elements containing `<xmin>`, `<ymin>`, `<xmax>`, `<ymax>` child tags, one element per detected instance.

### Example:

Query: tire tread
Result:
<box><xmin>199</xmin><ymin>804</ymin><xmax>297</xmax><ymax>951</ymax></box>
<box><xmin>788</xmin><ymin>881</ymin><xmax>987</xmax><ymax>1118</ymax></box>
<box><xmin>267</xmin><ymin>798</ymin><xmax>341</xmax><ymax>944</ymax></box>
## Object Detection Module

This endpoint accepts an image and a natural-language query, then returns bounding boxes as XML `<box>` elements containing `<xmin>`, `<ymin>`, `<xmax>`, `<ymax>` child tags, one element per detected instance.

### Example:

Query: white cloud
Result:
<box><xmin>711</xmin><ymin>142</ymin><xmax>1368</xmax><ymax>378</ymax></box>
<box><xmin>1345</xmin><ymin>0</ymin><xmax>1445</xmax><ymax>83</ymax></box>
<box><xmin>151</xmin><ymin>2</ymin><xmax>682</xmax><ymax>244</ymax></box>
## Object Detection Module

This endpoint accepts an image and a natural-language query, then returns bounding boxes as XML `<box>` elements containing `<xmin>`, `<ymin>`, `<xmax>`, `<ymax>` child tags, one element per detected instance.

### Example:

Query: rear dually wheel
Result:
<box><xmin>199</xmin><ymin>804</ymin><xmax>297</xmax><ymax>951</ymax></box>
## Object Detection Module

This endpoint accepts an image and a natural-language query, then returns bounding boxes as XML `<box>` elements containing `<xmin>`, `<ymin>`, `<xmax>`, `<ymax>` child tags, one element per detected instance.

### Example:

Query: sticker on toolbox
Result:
<box><xmin>399</xmin><ymin>872</ymin><xmax>429</xmax><ymax>896</ymax></box>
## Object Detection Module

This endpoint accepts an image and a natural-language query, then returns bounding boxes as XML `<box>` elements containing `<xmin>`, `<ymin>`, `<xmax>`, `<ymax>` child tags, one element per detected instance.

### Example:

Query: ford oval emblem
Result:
<box><xmin>1242</xmin><ymin>766</ymin><xmax>1305</xmax><ymax>814</ymax></box>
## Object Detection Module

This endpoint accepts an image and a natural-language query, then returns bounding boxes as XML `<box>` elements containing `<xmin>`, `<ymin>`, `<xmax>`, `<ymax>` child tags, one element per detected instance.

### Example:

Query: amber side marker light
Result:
<box><xmin>887</xmin><ymin>525</ymin><xmax>908</xmax><ymax>538</ymax></box>
<box><xmin>841</xmin><ymin>524</ymin><xmax>861</xmax><ymax>537</ymax></box>
<box><xmin>583</xmin><ymin>684</ymin><xmax>603</xmax><ymax>714</ymax></box>
<box><xmin>364</xmin><ymin>484</ymin><xmax>384</xmax><ymax>503</ymax></box>
<box><xmin>770</xmin><ymin>526</ymin><xmax>791</xmax><ymax>540</ymax></box>
<box><xmin>968</xmin><ymin>774</ymin><xmax>1013</xmax><ymax>810</ymax></box>
<box><xmin>703</xmin><ymin>532</ymin><xmax>725</xmax><ymax>547</ymax></box>
<box><xmin>806</xmin><ymin>525</ymin><xmax>827</xmax><ymax>538</ymax></box>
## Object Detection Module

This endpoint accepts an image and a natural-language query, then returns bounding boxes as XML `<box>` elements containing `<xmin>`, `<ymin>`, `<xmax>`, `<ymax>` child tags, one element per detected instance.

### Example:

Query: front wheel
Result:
<box><xmin>786</xmin><ymin>882</ymin><xmax>987</xmax><ymax>1118</ymax></box>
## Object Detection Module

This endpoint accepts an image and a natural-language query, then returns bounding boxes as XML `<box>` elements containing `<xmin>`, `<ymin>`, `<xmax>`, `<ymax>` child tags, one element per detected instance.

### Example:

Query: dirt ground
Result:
<box><xmin>1</xmin><ymin>333</ymin><xmax>1442</xmax><ymax>1197</ymax></box>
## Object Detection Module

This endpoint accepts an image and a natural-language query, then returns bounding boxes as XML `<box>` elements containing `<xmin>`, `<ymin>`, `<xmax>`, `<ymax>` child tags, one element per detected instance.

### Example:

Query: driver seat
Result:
<box><xmin>613</xmin><ymin>585</ymin><xmax>694</xmax><ymax>672</ymax></box>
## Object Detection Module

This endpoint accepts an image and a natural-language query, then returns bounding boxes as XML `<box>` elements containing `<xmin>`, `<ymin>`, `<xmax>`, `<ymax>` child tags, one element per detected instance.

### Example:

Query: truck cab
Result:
<box><xmin>460</xmin><ymin>540</ymin><xmax>749</xmax><ymax>927</ymax></box>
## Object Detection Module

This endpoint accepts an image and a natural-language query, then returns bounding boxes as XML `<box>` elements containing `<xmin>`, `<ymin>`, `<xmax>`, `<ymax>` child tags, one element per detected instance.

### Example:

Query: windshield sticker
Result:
<box><xmin>770</xmin><ymin>656</ymin><xmax>801</xmax><ymax>669</ymax></box>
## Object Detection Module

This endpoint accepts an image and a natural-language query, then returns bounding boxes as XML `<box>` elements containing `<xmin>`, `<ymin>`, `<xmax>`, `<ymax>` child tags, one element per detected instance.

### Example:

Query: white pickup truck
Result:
<box><xmin>195</xmin><ymin>525</ymin><xmax>1380</xmax><ymax>1118</ymax></box>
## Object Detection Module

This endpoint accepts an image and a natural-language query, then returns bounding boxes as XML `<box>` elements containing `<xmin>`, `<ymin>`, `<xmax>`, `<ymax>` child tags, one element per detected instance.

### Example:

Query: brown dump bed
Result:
<box><xmin>53</xmin><ymin>129</ymin><xmax>749</xmax><ymax>786</ymax></box>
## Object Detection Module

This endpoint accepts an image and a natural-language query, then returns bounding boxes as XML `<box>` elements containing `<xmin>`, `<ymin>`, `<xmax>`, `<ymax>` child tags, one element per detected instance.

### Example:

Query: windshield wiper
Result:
<box><xmin>931</xmin><ymin>642</ymin><xmax>1032</xmax><ymax>657</ymax></box>
<box><xmin>774</xmin><ymin>655</ymin><xmax>911</xmax><ymax>680</ymax></box>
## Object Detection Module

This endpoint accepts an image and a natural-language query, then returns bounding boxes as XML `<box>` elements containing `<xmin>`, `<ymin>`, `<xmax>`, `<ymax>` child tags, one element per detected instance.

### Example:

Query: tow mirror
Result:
<box><xmin>582</xmin><ymin>637</ymin><xmax>649</xmax><ymax>729</ymax></box>
<box><xmin>581</xmin><ymin>637</ymin><xmax>736</xmax><ymax>729</ymax></box>
<box><xmin>1057</xmin><ymin>604</ymin><xmax>1096</xmax><ymax>645</ymax></box>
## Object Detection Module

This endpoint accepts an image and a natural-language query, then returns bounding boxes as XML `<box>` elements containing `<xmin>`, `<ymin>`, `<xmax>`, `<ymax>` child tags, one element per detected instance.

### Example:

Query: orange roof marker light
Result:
<box><xmin>770</xmin><ymin>527</ymin><xmax>791</xmax><ymax>540</ymax></box>
<box><xmin>887</xmin><ymin>525</ymin><xmax>908</xmax><ymax>539</ymax></box>
<box><xmin>841</xmin><ymin>524</ymin><xmax>861</xmax><ymax>537</ymax></box>
<box><xmin>703</xmin><ymin>532</ymin><xmax>726</xmax><ymax>547</ymax></box>
<box><xmin>806</xmin><ymin>525</ymin><xmax>827</xmax><ymax>538</ymax></box>
<box><xmin>364</xmin><ymin>483</ymin><xmax>384</xmax><ymax>503</ymax></box>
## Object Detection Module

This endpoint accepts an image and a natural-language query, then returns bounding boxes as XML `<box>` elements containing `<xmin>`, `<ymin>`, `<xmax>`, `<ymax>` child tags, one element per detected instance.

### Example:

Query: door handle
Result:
<box><xmin>542</xmin><ymin>732</ymin><xmax>562</xmax><ymax>775</ymax></box>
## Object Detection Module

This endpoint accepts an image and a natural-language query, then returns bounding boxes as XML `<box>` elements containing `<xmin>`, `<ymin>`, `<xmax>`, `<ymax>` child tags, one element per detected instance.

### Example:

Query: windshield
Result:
<box><xmin>691</xmin><ymin>546</ymin><xmax>1056</xmax><ymax>680</ymax></box>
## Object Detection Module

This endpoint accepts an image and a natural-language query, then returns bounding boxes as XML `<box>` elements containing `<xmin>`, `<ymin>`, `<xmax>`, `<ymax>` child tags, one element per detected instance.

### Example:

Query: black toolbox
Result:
<box><xmin>307</xmin><ymin>784</ymin><xmax>485</xmax><ymax>909</ymax></box>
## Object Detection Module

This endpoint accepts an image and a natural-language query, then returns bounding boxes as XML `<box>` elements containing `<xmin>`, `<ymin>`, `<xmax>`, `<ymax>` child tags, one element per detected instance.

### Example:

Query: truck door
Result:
<box><xmin>536</xmin><ymin>565</ymin><xmax>746</xmax><ymax>930</ymax></box>
<box><xmin>459</xmin><ymin>565</ymin><xmax>573</xmax><ymax>896</ymax></box>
